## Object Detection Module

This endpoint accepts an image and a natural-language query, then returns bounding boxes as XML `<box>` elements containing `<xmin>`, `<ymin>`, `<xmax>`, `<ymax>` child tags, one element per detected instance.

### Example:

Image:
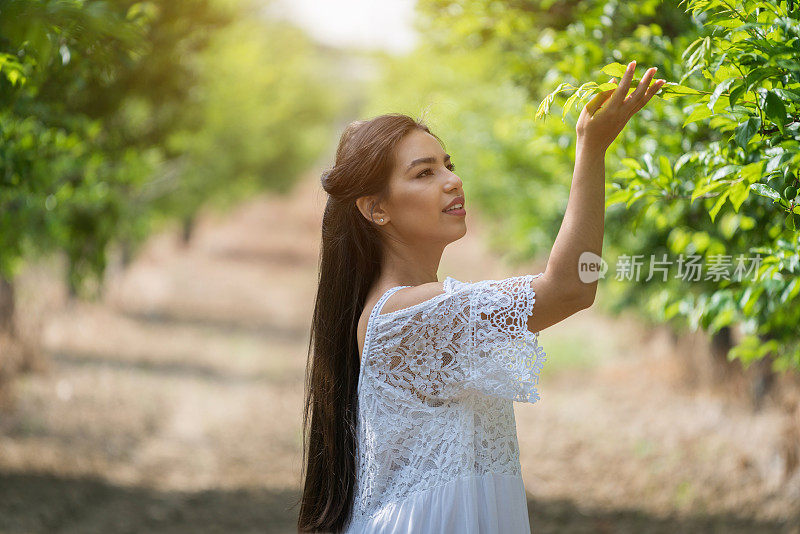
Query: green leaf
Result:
<box><xmin>626</xmin><ymin>189</ymin><xmax>649</xmax><ymax>208</ymax></box>
<box><xmin>613</xmin><ymin>168</ymin><xmax>637</xmax><ymax>179</ymax></box>
<box><xmin>742</xmin><ymin>287</ymin><xmax>765</xmax><ymax>315</ymax></box>
<box><xmin>681</xmin><ymin>37</ymin><xmax>705</xmax><ymax>62</ymax></box>
<box><xmin>601</xmin><ymin>62</ymin><xmax>628</xmax><ymax>78</ymax></box>
<box><xmin>734</xmin><ymin>116</ymin><xmax>761</xmax><ymax>149</ymax></box>
<box><xmin>535</xmin><ymin>98</ymin><xmax>553</xmax><ymax>120</ymax></box>
<box><xmin>781</xmin><ymin>278</ymin><xmax>800</xmax><ymax>304</ymax></box>
<box><xmin>709</xmin><ymin>164</ymin><xmax>740</xmax><ymax>182</ymax></box>
<box><xmin>709</xmin><ymin>308</ymin><xmax>736</xmax><ymax>335</ymax></box>
<box><xmin>620</xmin><ymin>157</ymin><xmax>641</xmax><ymax>170</ymax></box>
<box><xmin>729</xmin><ymin>335</ymin><xmax>759</xmax><ymax>366</ymax></box>
<box><xmin>729</xmin><ymin>181</ymin><xmax>750</xmax><ymax>212</ymax></box>
<box><xmin>664</xmin><ymin>301</ymin><xmax>682</xmax><ymax>320</ymax></box>
<box><xmin>674</xmin><ymin>153</ymin><xmax>694</xmax><ymax>174</ymax></box>
<box><xmin>708</xmin><ymin>78</ymin><xmax>735</xmax><ymax>111</ymax></box>
<box><xmin>536</xmin><ymin>82</ymin><xmax>574</xmax><ymax>120</ymax></box>
<box><xmin>606</xmin><ymin>188</ymin><xmax>632</xmax><ymax>207</ymax></box>
<box><xmin>766</xmin><ymin>153</ymin><xmax>793</xmax><ymax>174</ymax></box>
<box><xmin>773</xmin><ymin>88</ymin><xmax>800</xmax><ymax>102</ymax></box>
<box><xmin>750</xmin><ymin>183</ymin><xmax>780</xmax><ymax>200</ymax></box>
<box><xmin>706</xmin><ymin>12</ymin><xmax>741</xmax><ymax>28</ymax></box>
<box><xmin>683</xmin><ymin>104</ymin><xmax>713</xmax><ymax>127</ymax></box>
<box><xmin>562</xmin><ymin>90</ymin><xmax>581</xmax><ymax>119</ymax></box>
<box><xmin>659</xmin><ymin>155</ymin><xmax>672</xmax><ymax>179</ymax></box>
<box><xmin>643</xmin><ymin>153</ymin><xmax>656</xmax><ymax>175</ymax></box>
<box><xmin>764</xmin><ymin>91</ymin><xmax>787</xmax><ymax>135</ymax></box>
<box><xmin>577</xmin><ymin>81</ymin><xmax>599</xmax><ymax>92</ymax></box>
<box><xmin>630</xmin><ymin>198</ymin><xmax>655</xmax><ymax>233</ymax></box>
<box><xmin>687</xmin><ymin>39</ymin><xmax>709</xmax><ymax>70</ymax></box>
<box><xmin>709</xmin><ymin>189</ymin><xmax>730</xmax><ymax>223</ymax></box>
<box><xmin>786</xmin><ymin>213</ymin><xmax>797</xmax><ymax>231</ymax></box>
<box><xmin>728</xmin><ymin>82</ymin><xmax>745</xmax><ymax>109</ymax></box>
<box><xmin>744</xmin><ymin>66</ymin><xmax>781</xmax><ymax>92</ymax></box>
<box><xmin>740</xmin><ymin>160</ymin><xmax>764</xmax><ymax>183</ymax></box>
<box><xmin>691</xmin><ymin>180</ymin><xmax>725</xmax><ymax>202</ymax></box>
<box><xmin>662</xmin><ymin>82</ymin><xmax>702</xmax><ymax>96</ymax></box>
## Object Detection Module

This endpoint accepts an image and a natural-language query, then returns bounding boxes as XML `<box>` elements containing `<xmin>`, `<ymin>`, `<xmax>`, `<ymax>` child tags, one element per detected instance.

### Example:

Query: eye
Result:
<box><xmin>416</xmin><ymin>162</ymin><xmax>456</xmax><ymax>178</ymax></box>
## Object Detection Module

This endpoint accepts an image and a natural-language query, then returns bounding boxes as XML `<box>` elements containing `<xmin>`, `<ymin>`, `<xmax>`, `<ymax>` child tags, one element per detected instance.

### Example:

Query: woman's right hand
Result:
<box><xmin>575</xmin><ymin>60</ymin><xmax>664</xmax><ymax>154</ymax></box>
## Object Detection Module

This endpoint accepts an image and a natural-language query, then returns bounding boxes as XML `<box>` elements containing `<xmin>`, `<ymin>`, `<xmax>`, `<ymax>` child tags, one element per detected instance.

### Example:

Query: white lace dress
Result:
<box><xmin>344</xmin><ymin>273</ymin><xmax>548</xmax><ymax>533</ymax></box>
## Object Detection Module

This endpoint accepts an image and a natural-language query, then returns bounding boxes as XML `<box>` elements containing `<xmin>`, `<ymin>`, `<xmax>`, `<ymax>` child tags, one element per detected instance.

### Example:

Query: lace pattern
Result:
<box><xmin>350</xmin><ymin>273</ymin><xmax>547</xmax><ymax>526</ymax></box>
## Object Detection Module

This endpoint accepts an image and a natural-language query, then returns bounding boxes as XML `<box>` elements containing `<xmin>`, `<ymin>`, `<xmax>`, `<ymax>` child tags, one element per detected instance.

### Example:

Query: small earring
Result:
<box><xmin>379</xmin><ymin>218</ymin><xmax>384</xmax><ymax>223</ymax></box>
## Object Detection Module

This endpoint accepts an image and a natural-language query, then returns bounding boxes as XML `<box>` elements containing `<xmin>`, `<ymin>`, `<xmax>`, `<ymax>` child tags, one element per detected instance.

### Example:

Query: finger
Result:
<box><xmin>579</xmin><ymin>90</ymin><xmax>607</xmax><ymax>123</ymax></box>
<box><xmin>609</xmin><ymin>60</ymin><xmax>636</xmax><ymax>108</ymax></box>
<box><xmin>627</xmin><ymin>66</ymin><xmax>658</xmax><ymax>105</ymax></box>
<box><xmin>585</xmin><ymin>88</ymin><xmax>615</xmax><ymax>116</ymax></box>
<box><xmin>631</xmin><ymin>78</ymin><xmax>665</xmax><ymax>113</ymax></box>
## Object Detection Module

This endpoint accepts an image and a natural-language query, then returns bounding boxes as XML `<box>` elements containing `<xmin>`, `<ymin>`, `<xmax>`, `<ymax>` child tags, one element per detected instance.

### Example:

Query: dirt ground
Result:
<box><xmin>1</xmin><ymin>167</ymin><xmax>799</xmax><ymax>533</ymax></box>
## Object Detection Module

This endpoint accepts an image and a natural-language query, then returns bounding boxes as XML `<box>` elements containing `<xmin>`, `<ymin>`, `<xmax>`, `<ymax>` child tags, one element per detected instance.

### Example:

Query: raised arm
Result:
<box><xmin>528</xmin><ymin>60</ymin><xmax>664</xmax><ymax>333</ymax></box>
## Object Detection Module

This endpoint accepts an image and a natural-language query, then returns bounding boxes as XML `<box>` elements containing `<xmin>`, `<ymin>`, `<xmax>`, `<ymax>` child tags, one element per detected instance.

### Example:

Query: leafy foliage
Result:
<box><xmin>0</xmin><ymin>0</ymin><xmax>340</xmax><ymax>297</ymax></box>
<box><xmin>406</xmin><ymin>0</ymin><xmax>799</xmax><ymax>370</ymax></box>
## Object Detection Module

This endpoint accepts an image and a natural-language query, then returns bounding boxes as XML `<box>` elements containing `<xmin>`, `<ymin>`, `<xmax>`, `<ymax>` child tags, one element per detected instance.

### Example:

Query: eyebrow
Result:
<box><xmin>405</xmin><ymin>153</ymin><xmax>451</xmax><ymax>173</ymax></box>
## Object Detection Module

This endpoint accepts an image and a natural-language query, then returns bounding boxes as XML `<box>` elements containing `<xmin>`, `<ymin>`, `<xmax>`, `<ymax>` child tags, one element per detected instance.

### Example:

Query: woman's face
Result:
<box><xmin>378</xmin><ymin>129</ymin><xmax>466</xmax><ymax>243</ymax></box>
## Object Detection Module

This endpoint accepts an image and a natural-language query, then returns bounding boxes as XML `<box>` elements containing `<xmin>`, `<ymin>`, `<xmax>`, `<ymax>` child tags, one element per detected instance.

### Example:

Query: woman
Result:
<box><xmin>299</xmin><ymin>61</ymin><xmax>664</xmax><ymax>533</ymax></box>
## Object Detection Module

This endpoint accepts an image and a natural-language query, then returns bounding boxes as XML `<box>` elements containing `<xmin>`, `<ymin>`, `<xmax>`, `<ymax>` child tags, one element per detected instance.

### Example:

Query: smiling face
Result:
<box><xmin>371</xmin><ymin>128</ymin><xmax>467</xmax><ymax>244</ymax></box>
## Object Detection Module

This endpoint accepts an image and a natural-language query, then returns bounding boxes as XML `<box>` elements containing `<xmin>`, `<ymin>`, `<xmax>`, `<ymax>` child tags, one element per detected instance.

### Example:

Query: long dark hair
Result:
<box><xmin>297</xmin><ymin>113</ymin><xmax>444</xmax><ymax>532</ymax></box>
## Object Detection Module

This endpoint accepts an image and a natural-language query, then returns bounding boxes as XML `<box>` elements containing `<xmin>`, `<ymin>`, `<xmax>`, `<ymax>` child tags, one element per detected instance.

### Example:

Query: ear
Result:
<box><xmin>356</xmin><ymin>195</ymin><xmax>388</xmax><ymax>224</ymax></box>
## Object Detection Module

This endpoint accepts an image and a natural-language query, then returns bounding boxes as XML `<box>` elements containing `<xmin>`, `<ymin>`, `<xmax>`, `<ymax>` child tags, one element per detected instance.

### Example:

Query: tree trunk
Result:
<box><xmin>0</xmin><ymin>275</ymin><xmax>14</xmax><ymax>335</ymax></box>
<box><xmin>67</xmin><ymin>271</ymin><xmax>79</xmax><ymax>300</ymax></box>
<box><xmin>0</xmin><ymin>273</ymin><xmax>47</xmax><ymax>411</ymax></box>
<box><xmin>750</xmin><ymin>333</ymin><xmax>777</xmax><ymax>411</ymax></box>
<box><xmin>180</xmin><ymin>215</ymin><xmax>195</xmax><ymax>247</ymax></box>
<box><xmin>121</xmin><ymin>238</ymin><xmax>134</xmax><ymax>269</ymax></box>
<box><xmin>709</xmin><ymin>326</ymin><xmax>736</xmax><ymax>385</ymax></box>
<box><xmin>779</xmin><ymin>397</ymin><xmax>800</xmax><ymax>484</ymax></box>
<box><xmin>0</xmin><ymin>275</ymin><xmax>19</xmax><ymax>410</ymax></box>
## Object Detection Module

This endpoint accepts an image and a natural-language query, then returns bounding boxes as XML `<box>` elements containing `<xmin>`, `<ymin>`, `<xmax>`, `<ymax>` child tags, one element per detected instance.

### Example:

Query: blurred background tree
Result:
<box><xmin>0</xmin><ymin>0</ymin><xmax>342</xmax><ymax>390</ymax></box>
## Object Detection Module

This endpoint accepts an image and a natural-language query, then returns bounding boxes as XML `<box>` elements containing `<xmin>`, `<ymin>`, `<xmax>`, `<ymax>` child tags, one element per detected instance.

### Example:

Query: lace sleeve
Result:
<box><xmin>366</xmin><ymin>273</ymin><xmax>547</xmax><ymax>404</ymax></box>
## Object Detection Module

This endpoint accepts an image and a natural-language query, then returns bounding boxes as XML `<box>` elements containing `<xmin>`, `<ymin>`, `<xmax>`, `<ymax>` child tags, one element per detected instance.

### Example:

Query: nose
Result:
<box><xmin>445</xmin><ymin>169</ymin><xmax>463</xmax><ymax>191</ymax></box>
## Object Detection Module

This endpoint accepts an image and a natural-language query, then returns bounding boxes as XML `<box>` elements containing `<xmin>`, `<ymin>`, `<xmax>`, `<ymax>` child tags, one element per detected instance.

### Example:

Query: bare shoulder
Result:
<box><xmin>380</xmin><ymin>280</ymin><xmax>446</xmax><ymax>315</ymax></box>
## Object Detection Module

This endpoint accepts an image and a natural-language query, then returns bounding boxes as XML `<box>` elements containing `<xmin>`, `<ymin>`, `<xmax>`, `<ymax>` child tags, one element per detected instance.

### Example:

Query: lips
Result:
<box><xmin>443</xmin><ymin>196</ymin><xmax>465</xmax><ymax>212</ymax></box>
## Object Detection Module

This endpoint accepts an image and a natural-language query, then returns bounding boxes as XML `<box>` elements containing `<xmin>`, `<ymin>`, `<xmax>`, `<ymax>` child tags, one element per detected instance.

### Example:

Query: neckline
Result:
<box><xmin>372</xmin><ymin>276</ymin><xmax>456</xmax><ymax>319</ymax></box>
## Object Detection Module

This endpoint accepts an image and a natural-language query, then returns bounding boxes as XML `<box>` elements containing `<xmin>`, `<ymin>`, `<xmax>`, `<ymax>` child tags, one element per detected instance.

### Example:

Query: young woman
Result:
<box><xmin>298</xmin><ymin>61</ymin><xmax>664</xmax><ymax>533</ymax></box>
